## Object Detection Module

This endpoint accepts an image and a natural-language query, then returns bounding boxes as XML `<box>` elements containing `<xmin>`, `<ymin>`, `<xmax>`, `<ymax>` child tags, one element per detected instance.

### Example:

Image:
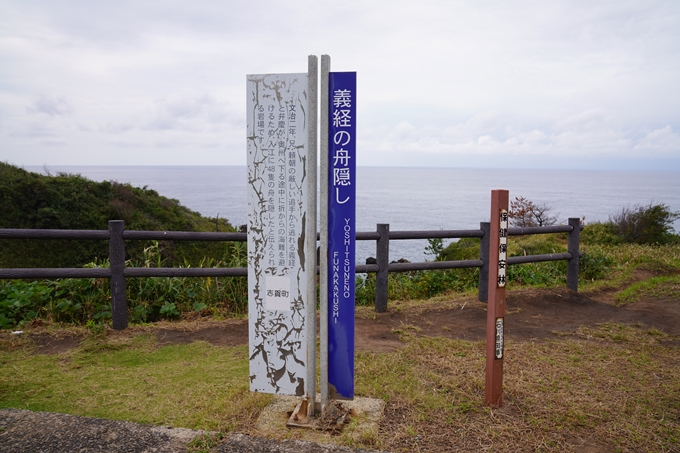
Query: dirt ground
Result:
<box><xmin>30</xmin><ymin>276</ymin><xmax>680</xmax><ymax>355</ymax></box>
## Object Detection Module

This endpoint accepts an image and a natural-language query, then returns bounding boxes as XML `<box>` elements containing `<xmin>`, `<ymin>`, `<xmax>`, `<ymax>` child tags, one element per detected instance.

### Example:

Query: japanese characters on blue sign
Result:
<box><xmin>328</xmin><ymin>72</ymin><xmax>356</xmax><ymax>400</ymax></box>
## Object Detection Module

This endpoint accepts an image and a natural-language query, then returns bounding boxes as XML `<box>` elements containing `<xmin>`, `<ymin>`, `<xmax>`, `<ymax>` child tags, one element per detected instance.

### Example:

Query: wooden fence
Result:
<box><xmin>0</xmin><ymin>218</ymin><xmax>581</xmax><ymax>329</ymax></box>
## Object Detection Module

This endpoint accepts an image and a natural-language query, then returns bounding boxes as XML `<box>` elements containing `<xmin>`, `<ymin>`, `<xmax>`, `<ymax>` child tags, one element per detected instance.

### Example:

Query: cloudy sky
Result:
<box><xmin>1</xmin><ymin>0</ymin><xmax>679</xmax><ymax>169</ymax></box>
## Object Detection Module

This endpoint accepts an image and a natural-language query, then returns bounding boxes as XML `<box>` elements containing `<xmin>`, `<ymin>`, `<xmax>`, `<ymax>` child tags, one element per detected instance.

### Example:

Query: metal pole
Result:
<box><xmin>478</xmin><ymin>222</ymin><xmax>490</xmax><ymax>303</ymax></box>
<box><xmin>567</xmin><ymin>217</ymin><xmax>580</xmax><ymax>292</ymax></box>
<box><xmin>375</xmin><ymin>223</ymin><xmax>390</xmax><ymax>312</ymax></box>
<box><xmin>109</xmin><ymin>220</ymin><xmax>127</xmax><ymax>330</ymax></box>
<box><xmin>485</xmin><ymin>190</ymin><xmax>508</xmax><ymax>407</ymax></box>
<box><xmin>319</xmin><ymin>54</ymin><xmax>330</xmax><ymax>412</ymax></box>
<box><xmin>305</xmin><ymin>55</ymin><xmax>318</xmax><ymax>417</ymax></box>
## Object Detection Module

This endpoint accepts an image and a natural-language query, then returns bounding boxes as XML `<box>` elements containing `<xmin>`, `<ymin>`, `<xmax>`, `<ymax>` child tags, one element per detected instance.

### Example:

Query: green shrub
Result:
<box><xmin>581</xmin><ymin>222</ymin><xmax>621</xmax><ymax>245</ymax></box>
<box><xmin>507</xmin><ymin>261</ymin><xmax>566</xmax><ymax>287</ymax></box>
<box><xmin>438</xmin><ymin>237</ymin><xmax>480</xmax><ymax>261</ymax></box>
<box><xmin>0</xmin><ymin>162</ymin><xmax>237</xmax><ymax>269</ymax></box>
<box><xmin>508</xmin><ymin>233</ymin><xmax>566</xmax><ymax>256</ymax></box>
<box><xmin>424</xmin><ymin>238</ymin><xmax>445</xmax><ymax>260</ymax></box>
<box><xmin>0</xmin><ymin>242</ymin><xmax>249</xmax><ymax>329</ymax></box>
<box><xmin>608</xmin><ymin>202</ymin><xmax>679</xmax><ymax>245</ymax></box>
<box><xmin>0</xmin><ymin>281</ymin><xmax>51</xmax><ymax>329</ymax></box>
<box><xmin>355</xmin><ymin>267</ymin><xmax>479</xmax><ymax>306</ymax></box>
<box><xmin>578</xmin><ymin>249</ymin><xmax>614</xmax><ymax>281</ymax></box>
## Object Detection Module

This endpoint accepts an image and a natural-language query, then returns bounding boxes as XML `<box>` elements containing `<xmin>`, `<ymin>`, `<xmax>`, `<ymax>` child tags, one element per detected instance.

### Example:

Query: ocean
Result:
<box><xmin>26</xmin><ymin>166</ymin><xmax>680</xmax><ymax>263</ymax></box>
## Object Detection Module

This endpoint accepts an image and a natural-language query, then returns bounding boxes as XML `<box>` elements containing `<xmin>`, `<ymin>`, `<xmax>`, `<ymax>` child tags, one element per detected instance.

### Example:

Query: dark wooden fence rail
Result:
<box><xmin>0</xmin><ymin>218</ymin><xmax>582</xmax><ymax>328</ymax></box>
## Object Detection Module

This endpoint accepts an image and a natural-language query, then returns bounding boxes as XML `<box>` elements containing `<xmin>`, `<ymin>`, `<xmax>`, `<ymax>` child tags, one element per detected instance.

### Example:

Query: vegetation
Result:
<box><xmin>355</xmin><ymin>198</ymin><xmax>679</xmax><ymax>307</ymax></box>
<box><xmin>358</xmin><ymin>325</ymin><xmax>679</xmax><ymax>452</ymax></box>
<box><xmin>508</xmin><ymin>195</ymin><xmax>558</xmax><ymax>227</ymax></box>
<box><xmin>1</xmin><ymin>162</ymin><xmax>248</xmax><ymax>329</ymax></box>
<box><xmin>609</xmin><ymin>202</ymin><xmax>680</xmax><ymax>244</ymax></box>
<box><xmin>0</xmin><ymin>162</ymin><xmax>235</xmax><ymax>268</ymax></box>
<box><xmin>614</xmin><ymin>275</ymin><xmax>680</xmax><ymax>305</ymax></box>
<box><xmin>2</xmin><ymin>170</ymin><xmax>679</xmax><ymax>329</ymax></box>
<box><xmin>1</xmin><ymin>191</ymin><xmax>680</xmax><ymax>451</ymax></box>
<box><xmin>582</xmin><ymin>202</ymin><xmax>679</xmax><ymax>246</ymax></box>
<box><xmin>356</xmin><ymin>266</ymin><xmax>478</xmax><ymax>305</ymax></box>
<box><xmin>0</xmin><ymin>320</ymin><xmax>677</xmax><ymax>452</ymax></box>
<box><xmin>1</xmin><ymin>241</ymin><xmax>248</xmax><ymax>329</ymax></box>
<box><xmin>0</xmin><ymin>336</ymin><xmax>269</xmax><ymax>432</ymax></box>
<box><xmin>356</xmin><ymin>232</ymin><xmax>617</xmax><ymax>306</ymax></box>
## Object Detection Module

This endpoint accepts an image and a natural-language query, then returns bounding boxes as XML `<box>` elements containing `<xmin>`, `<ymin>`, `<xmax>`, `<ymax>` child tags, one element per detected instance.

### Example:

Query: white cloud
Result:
<box><xmin>9</xmin><ymin>120</ymin><xmax>60</xmax><ymax>139</ymax></box>
<box><xmin>1</xmin><ymin>0</ymin><xmax>679</xmax><ymax>167</ymax></box>
<box><xmin>553</xmin><ymin>109</ymin><xmax>607</xmax><ymax>133</ymax></box>
<box><xmin>362</xmin><ymin>108</ymin><xmax>670</xmax><ymax>161</ymax></box>
<box><xmin>145</xmin><ymin>93</ymin><xmax>240</xmax><ymax>132</ymax></box>
<box><xmin>101</xmin><ymin>122</ymin><xmax>135</xmax><ymax>134</ymax></box>
<box><xmin>27</xmin><ymin>95</ymin><xmax>73</xmax><ymax>116</ymax></box>
<box><xmin>37</xmin><ymin>138</ymin><xmax>68</xmax><ymax>147</ymax></box>
<box><xmin>634</xmin><ymin>126</ymin><xmax>680</xmax><ymax>155</ymax></box>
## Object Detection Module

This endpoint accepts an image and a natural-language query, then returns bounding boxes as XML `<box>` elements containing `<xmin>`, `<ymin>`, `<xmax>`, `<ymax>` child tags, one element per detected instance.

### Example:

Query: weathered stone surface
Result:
<box><xmin>0</xmin><ymin>408</ymin><xmax>204</xmax><ymax>452</ymax></box>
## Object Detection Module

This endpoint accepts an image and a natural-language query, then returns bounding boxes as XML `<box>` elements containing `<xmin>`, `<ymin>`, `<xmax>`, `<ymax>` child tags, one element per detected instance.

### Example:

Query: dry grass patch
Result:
<box><xmin>355</xmin><ymin>324</ymin><xmax>680</xmax><ymax>452</ymax></box>
<box><xmin>356</xmin><ymin>290</ymin><xmax>480</xmax><ymax>319</ymax></box>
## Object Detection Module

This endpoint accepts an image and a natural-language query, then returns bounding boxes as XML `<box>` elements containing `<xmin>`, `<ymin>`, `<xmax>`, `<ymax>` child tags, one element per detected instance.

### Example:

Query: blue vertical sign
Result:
<box><xmin>328</xmin><ymin>72</ymin><xmax>356</xmax><ymax>400</ymax></box>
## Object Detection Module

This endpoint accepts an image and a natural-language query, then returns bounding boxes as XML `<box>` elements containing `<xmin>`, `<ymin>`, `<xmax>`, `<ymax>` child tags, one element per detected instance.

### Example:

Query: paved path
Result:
<box><xmin>0</xmin><ymin>409</ymin><xmax>387</xmax><ymax>453</ymax></box>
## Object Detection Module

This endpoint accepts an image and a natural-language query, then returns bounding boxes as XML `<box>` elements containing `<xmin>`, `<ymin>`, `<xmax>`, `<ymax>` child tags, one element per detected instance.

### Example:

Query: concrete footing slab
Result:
<box><xmin>254</xmin><ymin>395</ymin><xmax>385</xmax><ymax>447</ymax></box>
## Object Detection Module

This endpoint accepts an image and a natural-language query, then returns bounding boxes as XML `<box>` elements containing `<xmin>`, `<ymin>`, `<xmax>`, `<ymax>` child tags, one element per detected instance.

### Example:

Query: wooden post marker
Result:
<box><xmin>485</xmin><ymin>189</ymin><xmax>509</xmax><ymax>407</ymax></box>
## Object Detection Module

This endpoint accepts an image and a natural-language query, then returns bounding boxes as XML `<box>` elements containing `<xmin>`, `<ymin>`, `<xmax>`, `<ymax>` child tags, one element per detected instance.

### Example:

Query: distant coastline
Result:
<box><xmin>24</xmin><ymin>165</ymin><xmax>680</xmax><ymax>262</ymax></box>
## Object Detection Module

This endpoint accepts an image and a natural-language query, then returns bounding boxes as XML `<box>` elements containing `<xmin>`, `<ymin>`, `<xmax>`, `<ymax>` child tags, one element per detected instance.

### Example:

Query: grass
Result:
<box><xmin>2</xmin><ymin>239</ymin><xmax>680</xmax><ymax>451</ymax></box>
<box><xmin>0</xmin><ymin>334</ymin><xmax>270</xmax><ymax>432</ymax></box>
<box><xmin>579</xmin><ymin>243</ymin><xmax>680</xmax><ymax>292</ymax></box>
<box><xmin>356</xmin><ymin>325</ymin><xmax>680</xmax><ymax>452</ymax></box>
<box><xmin>615</xmin><ymin>275</ymin><xmax>680</xmax><ymax>305</ymax></box>
<box><xmin>1</xmin><ymin>320</ymin><xmax>678</xmax><ymax>452</ymax></box>
<box><xmin>356</xmin><ymin>241</ymin><xmax>680</xmax><ymax>309</ymax></box>
<box><xmin>186</xmin><ymin>433</ymin><xmax>226</xmax><ymax>453</ymax></box>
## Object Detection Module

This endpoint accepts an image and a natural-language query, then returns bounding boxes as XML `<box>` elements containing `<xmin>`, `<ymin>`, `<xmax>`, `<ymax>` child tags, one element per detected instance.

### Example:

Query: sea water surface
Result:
<box><xmin>27</xmin><ymin>166</ymin><xmax>680</xmax><ymax>263</ymax></box>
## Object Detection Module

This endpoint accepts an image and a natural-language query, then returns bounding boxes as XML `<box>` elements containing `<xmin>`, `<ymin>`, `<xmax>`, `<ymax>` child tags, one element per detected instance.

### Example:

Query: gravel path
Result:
<box><xmin>0</xmin><ymin>409</ymin><xmax>389</xmax><ymax>453</ymax></box>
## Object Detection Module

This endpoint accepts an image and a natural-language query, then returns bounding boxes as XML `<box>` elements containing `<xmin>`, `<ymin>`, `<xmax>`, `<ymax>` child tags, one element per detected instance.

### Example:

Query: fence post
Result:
<box><xmin>109</xmin><ymin>220</ymin><xmax>127</xmax><ymax>330</ymax></box>
<box><xmin>375</xmin><ymin>223</ymin><xmax>390</xmax><ymax>313</ymax></box>
<box><xmin>567</xmin><ymin>217</ymin><xmax>580</xmax><ymax>292</ymax></box>
<box><xmin>485</xmin><ymin>189</ymin><xmax>509</xmax><ymax>408</ymax></box>
<box><xmin>478</xmin><ymin>222</ymin><xmax>490</xmax><ymax>302</ymax></box>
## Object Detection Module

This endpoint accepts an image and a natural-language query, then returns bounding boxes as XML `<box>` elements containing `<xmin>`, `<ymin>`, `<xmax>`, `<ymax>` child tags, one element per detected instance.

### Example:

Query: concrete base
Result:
<box><xmin>287</xmin><ymin>399</ymin><xmax>349</xmax><ymax>432</ymax></box>
<box><xmin>255</xmin><ymin>395</ymin><xmax>385</xmax><ymax>445</ymax></box>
